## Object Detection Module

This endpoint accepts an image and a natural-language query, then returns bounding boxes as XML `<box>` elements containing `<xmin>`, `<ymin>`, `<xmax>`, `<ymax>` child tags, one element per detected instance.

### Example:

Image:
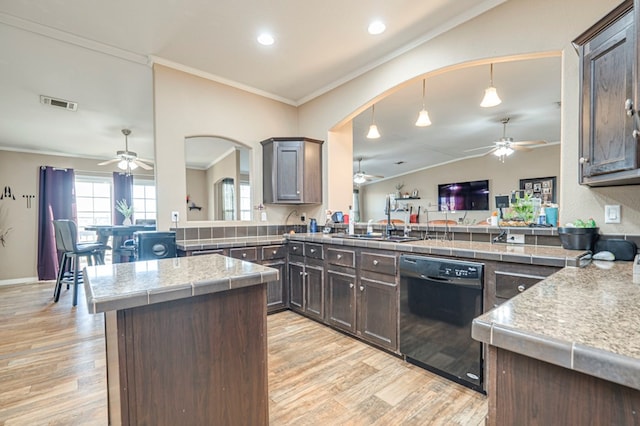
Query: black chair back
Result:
<box><xmin>52</xmin><ymin>220</ymin><xmax>76</xmax><ymax>253</ymax></box>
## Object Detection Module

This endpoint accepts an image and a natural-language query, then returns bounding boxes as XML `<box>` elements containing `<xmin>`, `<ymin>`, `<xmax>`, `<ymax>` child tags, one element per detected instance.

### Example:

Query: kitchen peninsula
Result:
<box><xmin>83</xmin><ymin>254</ymin><xmax>278</xmax><ymax>426</ymax></box>
<box><xmin>472</xmin><ymin>261</ymin><xmax>640</xmax><ymax>424</ymax></box>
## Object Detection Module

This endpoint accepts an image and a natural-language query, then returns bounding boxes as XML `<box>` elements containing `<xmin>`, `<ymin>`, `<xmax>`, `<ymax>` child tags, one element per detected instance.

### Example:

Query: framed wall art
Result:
<box><xmin>519</xmin><ymin>176</ymin><xmax>557</xmax><ymax>204</ymax></box>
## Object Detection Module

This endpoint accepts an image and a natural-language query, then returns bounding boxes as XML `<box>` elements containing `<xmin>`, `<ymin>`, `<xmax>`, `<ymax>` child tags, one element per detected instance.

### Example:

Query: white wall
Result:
<box><xmin>153</xmin><ymin>64</ymin><xmax>300</xmax><ymax>230</ymax></box>
<box><xmin>298</xmin><ymin>0</ymin><xmax>639</xmax><ymax>234</ymax></box>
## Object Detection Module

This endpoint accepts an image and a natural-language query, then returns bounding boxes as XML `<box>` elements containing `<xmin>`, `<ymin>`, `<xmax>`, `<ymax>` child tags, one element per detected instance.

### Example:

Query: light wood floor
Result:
<box><xmin>0</xmin><ymin>282</ymin><xmax>487</xmax><ymax>425</ymax></box>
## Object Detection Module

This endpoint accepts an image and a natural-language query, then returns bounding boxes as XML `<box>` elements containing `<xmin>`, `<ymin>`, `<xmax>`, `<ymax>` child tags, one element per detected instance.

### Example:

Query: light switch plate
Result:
<box><xmin>604</xmin><ymin>205</ymin><xmax>620</xmax><ymax>224</ymax></box>
<box><xmin>507</xmin><ymin>233</ymin><xmax>525</xmax><ymax>244</ymax></box>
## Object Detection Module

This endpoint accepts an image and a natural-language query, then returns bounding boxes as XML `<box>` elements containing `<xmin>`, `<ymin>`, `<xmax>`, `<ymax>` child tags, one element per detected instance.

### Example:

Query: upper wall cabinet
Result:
<box><xmin>574</xmin><ymin>0</ymin><xmax>640</xmax><ymax>186</ymax></box>
<box><xmin>261</xmin><ymin>137</ymin><xmax>324</xmax><ymax>204</ymax></box>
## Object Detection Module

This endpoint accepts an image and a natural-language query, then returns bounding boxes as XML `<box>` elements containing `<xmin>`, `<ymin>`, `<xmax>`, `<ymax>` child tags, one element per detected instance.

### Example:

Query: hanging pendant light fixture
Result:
<box><xmin>480</xmin><ymin>63</ymin><xmax>502</xmax><ymax>108</ymax></box>
<box><xmin>366</xmin><ymin>104</ymin><xmax>381</xmax><ymax>139</ymax></box>
<box><xmin>415</xmin><ymin>79</ymin><xmax>432</xmax><ymax>127</ymax></box>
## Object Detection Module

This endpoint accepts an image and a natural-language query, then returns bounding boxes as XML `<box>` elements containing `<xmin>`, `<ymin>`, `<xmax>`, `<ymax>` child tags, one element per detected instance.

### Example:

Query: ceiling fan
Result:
<box><xmin>353</xmin><ymin>157</ymin><xmax>384</xmax><ymax>184</ymax></box>
<box><xmin>465</xmin><ymin>118</ymin><xmax>546</xmax><ymax>161</ymax></box>
<box><xmin>98</xmin><ymin>129</ymin><xmax>153</xmax><ymax>171</ymax></box>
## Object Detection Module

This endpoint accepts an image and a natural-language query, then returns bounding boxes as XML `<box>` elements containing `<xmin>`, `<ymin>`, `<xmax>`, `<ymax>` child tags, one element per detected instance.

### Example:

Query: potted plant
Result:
<box><xmin>511</xmin><ymin>192</ymin><xmax>535</xmax><ymax>223</ymax></box>
<box><xmin>115</xmin><ymin>199</ymin><xmax>134</xmax><ymax>226</ymax></box>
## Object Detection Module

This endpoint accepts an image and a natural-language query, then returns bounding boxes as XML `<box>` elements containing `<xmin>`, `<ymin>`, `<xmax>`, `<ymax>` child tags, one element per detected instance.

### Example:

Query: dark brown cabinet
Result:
<box><xmin>288</xmin><ymin>242</ymin><xmax>324</xmax><ymax>320</ymax></box>
<box><xmin>575</xmin><ymin>0</ymin><xmax>640</xmax><ymax>186</ymax></box>
<box><xmin>326</xmin><ymin>246</ymin><xmax>398</xmax><ymax>352</ymax></box>
<box><xmin>261</xmin><ymin>137</ymin><xmax>323</xmax><ymax>204</ymax></box>
<box><xmin>484</xmin><ymin>261</ymin><xmax>561</xmax><ymax>309</ymax></box>
<box><xmin>261</xmin><ymin>245</ymin><xmax>288</xmax><ymax>312</ymax></box>
<box><xmin>358</xmin><ymin>250</ymin><xmax>398</xmax><ymax>351</ymax></box>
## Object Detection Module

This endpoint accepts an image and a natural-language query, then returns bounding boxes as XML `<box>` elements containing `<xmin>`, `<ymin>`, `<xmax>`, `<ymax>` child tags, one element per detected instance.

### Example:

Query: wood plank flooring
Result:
<box><xmin>0</xmin><ymin>282</ymin><xmax>487</xmax><ymax>425</ymax></box>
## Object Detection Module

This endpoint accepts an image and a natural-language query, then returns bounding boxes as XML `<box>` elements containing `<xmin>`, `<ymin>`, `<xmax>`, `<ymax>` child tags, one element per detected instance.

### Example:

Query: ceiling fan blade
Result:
<box><xmin>512</xmin><ymin>140</ymin><xmax>547</xmax><ymax>146</ymax></box>
<box><xmin>97</xmin><ymin>158</ymin><xmax>120</xmax><ymax>166</ymax></box>
<box><xmin>464</xmin><ymin>145</ymin><xmax>496</xmax><ymax>153</ymax></box>
<box><xmin>511</xmin><ymin>145</ymin><xmax>533</xmax><ymax>152</ymax></box>
<box><xmin>481</xmin><ymin>147</ymin><xmax>499</xmax><ymax>156</ymax></box>
<box><xmin>133</xmin><ymin>159</ymin><xmax>153</xmax><ymax>170</ymax></box>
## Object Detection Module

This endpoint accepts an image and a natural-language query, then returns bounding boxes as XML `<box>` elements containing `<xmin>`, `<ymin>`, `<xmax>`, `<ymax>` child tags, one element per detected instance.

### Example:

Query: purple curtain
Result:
<box><xmin>37</xmin><ymin>166</ymin><xmax>76</xmax><ymax>280</ymax></box>
<box><xmin>113</xmin><ymin>172</ymin><xmax>133</xmax><ymax>225</ymax></box>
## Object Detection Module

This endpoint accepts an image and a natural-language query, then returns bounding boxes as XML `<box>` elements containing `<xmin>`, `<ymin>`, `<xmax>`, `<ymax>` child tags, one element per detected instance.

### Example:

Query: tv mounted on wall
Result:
<box><xmin>438</xmin><ymin>180</ymin><xmax>490</xmax><ymax>211</ymax></box>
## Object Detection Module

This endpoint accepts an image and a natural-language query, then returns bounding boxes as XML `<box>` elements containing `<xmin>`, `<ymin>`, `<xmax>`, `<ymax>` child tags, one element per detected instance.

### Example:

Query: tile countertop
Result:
<box><xmin>177</xmin><ymin>235</ymin><xmax>287</xmax><ymax>252</ymax></box>
<box><xmin>83</xmin><ymin>254</ymin><xmax>279</xmax><ymax>314</ymax></box>
<box><xmin>286</xmin><ymin>233</ymin><xmax>589</xmax><ymax>267</ymax></box>
<box><xmin>472</xmin><ymin>261</ymin><xmax>640</xmax><ymax>391</ymax></box>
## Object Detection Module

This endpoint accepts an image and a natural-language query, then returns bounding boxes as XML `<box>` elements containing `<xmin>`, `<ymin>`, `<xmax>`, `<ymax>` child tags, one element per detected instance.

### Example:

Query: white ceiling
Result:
<box><xmin>0</xmin><ymin>0</ymin><xmax>561</xmax><ymax>179</ymax></box>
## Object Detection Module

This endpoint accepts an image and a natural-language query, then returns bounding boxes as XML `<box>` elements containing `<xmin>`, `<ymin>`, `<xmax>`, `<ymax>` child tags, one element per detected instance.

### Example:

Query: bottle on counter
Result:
<box><xmin>309</xmin><ymin>218</ymin><xmax>318</xmax><ymax>233</ymax></box>
<box><xmin>537</xmin><ymin>206</ymin><xmax>546</xmax><ymax>225</ymax></box>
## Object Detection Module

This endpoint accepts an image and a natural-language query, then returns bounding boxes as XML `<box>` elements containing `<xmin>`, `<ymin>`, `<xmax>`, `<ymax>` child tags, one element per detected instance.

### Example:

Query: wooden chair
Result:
<box><xmin>52</xmin><ymin>220</ymin><xmax>109</xmax><ymax>306</ymax></box>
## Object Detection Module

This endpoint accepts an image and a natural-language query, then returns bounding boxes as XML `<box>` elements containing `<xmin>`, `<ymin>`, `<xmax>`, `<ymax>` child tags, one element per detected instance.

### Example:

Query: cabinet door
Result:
<box><xmin>275</xmin><ymin>141</ymin><xmax>303</xmax><ymax>202</ymax></box>
<box><xmin>327</xmin><ymin>270</ymin><xmax>356</xmax><ymax>333</ymax></box>
<box><xmin>263</xmin><ymin>261</ymin><xmax>286</xmax><ymax>312</ymax></box>
<box><xmin>358</xmin><ymin>277</ymin><xmax>398</xmax><ymax>351</ymax></box>
<box><xmin>288</xmin><ymin>262</ymin><xmax>305</xmax><ymax>312</ymax></box>
<box><xmin>305</xmin><ymin>265</ymin><xmax>324</xmax><ymax>320</ymax></box>
<box><xmin>579</xmin><ymin>8</ymin><xmax>636</xmax><ymax>180</ymax></box>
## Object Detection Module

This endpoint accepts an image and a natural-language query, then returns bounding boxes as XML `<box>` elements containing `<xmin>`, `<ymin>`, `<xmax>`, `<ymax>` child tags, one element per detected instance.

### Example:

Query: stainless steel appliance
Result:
<box><xmin>399</xmin><ymin>255</ymin><xmax>484</xmax><ymax>392</ymax></box>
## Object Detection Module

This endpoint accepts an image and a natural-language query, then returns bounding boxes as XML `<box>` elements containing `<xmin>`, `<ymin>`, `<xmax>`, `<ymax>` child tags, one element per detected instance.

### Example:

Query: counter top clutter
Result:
<box><xmin>472</xmin><ymin>261</ymin><xmax>640</xmax><ymax>390</ymax></box>
<box><xmin>84</xmin><ymin>253</ymin><xmax>279</xmax><ymax>313</ymax></box>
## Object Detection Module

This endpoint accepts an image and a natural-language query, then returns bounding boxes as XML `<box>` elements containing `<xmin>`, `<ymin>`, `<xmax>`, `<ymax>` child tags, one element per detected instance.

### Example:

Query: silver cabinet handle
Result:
<box><xmin>349</xmin><ymin>283</ymin><xmax>354</xmax><ymax>289</ymax></box>
<box><xmin>373</xmin><ymin>260</ymin><xmax>379</xmax><ymax>266</ymax></box>
<box><xmin>293</xmin><ymin>246</ymin><xmax>298</xmax><ymax>251</ymax></box>
<box><xmin>359</xmin><ymin>285</ymin><xmax>364</xmax><ymax>291</ymax></box>
<box><xmin>517</xmin><ymin>284</ymin><xmax>526</xmax><ymax>292</ymax></box>
<box><xmin>242</xmin><ymin>253</ymin><xmax>247</xmax><ymax>258</ymax></box>
<box><xmin>579</xmin><ymin>157</ymin><xmax>589</xmax><ymax>164</ymax></box>
<box><xmin>337</xmin><ymin>254</ymin><xmax>342</xmax><ymax>259</ymax></box>
<box><xmin>299</xmin><ymin>271</ymin><xmax>303</xmax><ymax>276</ymax></box>
<box><xmin>310</xmin><ymin>248</ymin><xmax>316</xmax><ymax>253</ymax></box>
<box><xmin>634</xmin><ymin>130</ymin><xmax>640</xmax><ymax>139</ymax></box>
<box><xmin>272</xmin><ymin>250</ymin><xmax>277</xmax><ymax>255</ymax></box>
<box><xmin>625</xmin><ymin>98</ymin><xmax>634</xmax><ymax>116</ymax></box>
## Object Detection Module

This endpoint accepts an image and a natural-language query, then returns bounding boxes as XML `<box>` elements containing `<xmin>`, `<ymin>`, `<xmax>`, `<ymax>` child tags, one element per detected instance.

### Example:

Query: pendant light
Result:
<box><xmin>480</xmin><ymin>63</ymin><xmax>502</xmax><ymax>108</ymax></box>
<box><xmin>366</xmin><ymin>104</ymin><xmax>381</xmax><ymax>139</ymax></box>
<box><xmin>415</xmin><ymin>79</ymin><xmax>432</xmax><ymax>127</ymax></box>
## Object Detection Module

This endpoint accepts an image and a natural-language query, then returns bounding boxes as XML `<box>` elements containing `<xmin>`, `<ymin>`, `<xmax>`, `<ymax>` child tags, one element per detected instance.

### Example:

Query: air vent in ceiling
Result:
<box><xmin>40</xmin><ymin>95</ymin><xmax>78</xmax><ymax>111</ymax></box>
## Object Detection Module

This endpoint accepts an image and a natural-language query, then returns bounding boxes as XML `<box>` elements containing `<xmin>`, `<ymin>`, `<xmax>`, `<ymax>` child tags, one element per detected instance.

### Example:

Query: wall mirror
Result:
<box><xmin>185</xmin><ymin>136</ymin><xmax>251</xmax><ymax>221</ymax></box>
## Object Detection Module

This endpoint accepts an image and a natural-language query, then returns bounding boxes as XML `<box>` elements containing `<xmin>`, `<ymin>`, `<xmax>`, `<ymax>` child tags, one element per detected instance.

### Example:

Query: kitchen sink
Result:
<box><xmin>330</xmin><ymin>233</ymin><xmax>420</xmax><ymax>243</ymax></box>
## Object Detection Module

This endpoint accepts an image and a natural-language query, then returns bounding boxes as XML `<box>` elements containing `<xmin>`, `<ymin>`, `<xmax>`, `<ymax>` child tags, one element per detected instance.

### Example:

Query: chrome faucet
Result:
<box><xmin>385</xmin><ymin>195</ymin><xmax>395</xmax><ymax>238</ymax></box>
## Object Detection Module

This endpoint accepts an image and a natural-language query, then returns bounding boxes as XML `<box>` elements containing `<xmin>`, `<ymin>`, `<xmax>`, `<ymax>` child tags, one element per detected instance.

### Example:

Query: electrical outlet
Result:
<box><xmin>301</xmin><ymin>212</ymin><xmax>306</xmax><ymax>222</ymax></box>
<box><xmin>507</xmin><ymin>233</ymin><xmax>525</xmax><ymax>244</ymax></box>
<box><xmin>171</xmin><ymin>211</ymin><xmax>179</xmax><ymax>222</ymax></box>
<box><xmin>604</xmin><ymin>205</ymin><xmax>621</xmax><ymax>224</ymax></box>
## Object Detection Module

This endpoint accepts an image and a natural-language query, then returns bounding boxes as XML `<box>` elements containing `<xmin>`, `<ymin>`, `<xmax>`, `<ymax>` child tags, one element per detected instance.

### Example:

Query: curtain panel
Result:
<box><xmin>37</xmin><ymin>166</ymin><xmax>76</xmax><ymax>280</ymax></box>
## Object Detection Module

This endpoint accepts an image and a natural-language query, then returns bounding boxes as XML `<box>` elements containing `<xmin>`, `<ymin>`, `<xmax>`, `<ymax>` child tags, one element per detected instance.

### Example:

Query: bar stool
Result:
<box><xmin>52</xmin><ymin>219</ymin><xmax>109</xmax><ymax>306</ymax></box>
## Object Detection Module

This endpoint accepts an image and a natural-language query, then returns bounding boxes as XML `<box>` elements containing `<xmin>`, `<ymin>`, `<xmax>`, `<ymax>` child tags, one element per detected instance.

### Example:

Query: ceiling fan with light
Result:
<box><xmin>465</xmin><ymin>117</ymin><xmax>547</xmax><ymax>162</ymax></box>
<box><xmin>353</xmin><ymin>157</ymin><xmax>384</xmax><ymax>184</ymax></box>
<box><xmin>98</xmin><ymin>129</ymin><xmax>153</xmax><ymax>172</ymax></box>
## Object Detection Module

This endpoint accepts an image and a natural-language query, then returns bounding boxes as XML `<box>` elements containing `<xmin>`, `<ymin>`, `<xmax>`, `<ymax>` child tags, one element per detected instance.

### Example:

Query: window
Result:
<box><xmin>240</xmin><ymin>181</ymin><xmax>251</xmax><ymax>220</ymax></box>
<box><xmin>75</xmin><ymin>176</ymin><xmax>112</xmax><ymax>242</ymax></box>
<box><xmin>132</xmin><ymin>178</ymin><xmax>157</xmax><ymax>222</ymax></box>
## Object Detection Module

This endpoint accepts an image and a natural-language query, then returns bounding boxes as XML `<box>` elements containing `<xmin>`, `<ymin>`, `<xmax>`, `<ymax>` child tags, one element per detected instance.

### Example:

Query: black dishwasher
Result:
<box><xmin>399</xmin><ymin>255</ymin><xmax>484</xmax><ymax>392</ymax></box>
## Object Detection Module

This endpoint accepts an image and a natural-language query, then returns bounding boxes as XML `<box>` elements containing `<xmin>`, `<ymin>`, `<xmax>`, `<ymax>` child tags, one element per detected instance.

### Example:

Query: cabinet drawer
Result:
<box><xmin>361</xmin><ymin>252</ymin><xmax>396</xmax><ymax>276</ymax></box>
<box><xmin>326</xmin><ymin>247</ymin><xmax>355</xmax><ymax>268</ymax></box>
<box><xmin>229</xmin><ymin>247</ymin><xmax>258</xmax><ymax>262</ymax></box>
<box><xmin>495</xmin><ymin>272</ymin><xmax>544</xmax><ymax>300</ymax></box>
<box><xmin>288</xmin><ymin>242</ymin><xmax>304</xmax><ymax>256</ymax></box>
<box><xmin>262</xmin><ymin>245</ymin><xmax>286</xmax><ymax>261</ymax></box>
<box><xmin>304</xmin><ymin>243</ymin><xmax>324</xmax><ymax>259</ymax></box>
<box><xmin>190</xmin><ymin>249</ymin><xmax>226</xmax><ymax>256</ymax></box>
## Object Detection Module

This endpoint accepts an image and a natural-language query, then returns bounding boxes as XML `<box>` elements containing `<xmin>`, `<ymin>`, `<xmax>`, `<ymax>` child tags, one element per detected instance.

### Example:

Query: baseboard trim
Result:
<box><xmin>0</xmin><ymin>277</ymin><xmax>41</xmax><ymax>286</ymax></box>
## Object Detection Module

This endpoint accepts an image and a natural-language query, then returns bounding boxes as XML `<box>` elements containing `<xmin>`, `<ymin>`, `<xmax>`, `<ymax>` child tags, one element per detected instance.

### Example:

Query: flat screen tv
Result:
<box><xmin>438</xmin><ymin>180</ymin><xmax>489</xmax><ymax>211</ymax></box>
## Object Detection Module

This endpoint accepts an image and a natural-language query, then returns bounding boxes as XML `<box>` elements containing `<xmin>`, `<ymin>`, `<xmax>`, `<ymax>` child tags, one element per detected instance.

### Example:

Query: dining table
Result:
<box><xmin>84</xmin><ymin>224</ymin><xmax>156</xmax><ymax>263</ymax></box>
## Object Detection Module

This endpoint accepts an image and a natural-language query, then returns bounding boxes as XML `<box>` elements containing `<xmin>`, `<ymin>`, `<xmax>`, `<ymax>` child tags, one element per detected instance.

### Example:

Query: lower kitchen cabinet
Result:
<box><xmin>263</xmin><ymin>261</ymin><xmax>286</xmax><ymax>311</ymax></box>
<box><xmin>288</xmin><ymin>242</ymin><xmax>324</xmax><ymax>321</ymax></box>
<box><xmin>327</xmin><ymin>269</ymin><xmax>357</xmax><ymax>333</ymax></box>
<box><xmin>359</xmin><ymin>276</ymin><xmax>397</xmax><ymax>350</ymax></box>
<box><xmin>484</xmin><ymin>261</ymin><xmax>561</xmax><ymax>309</ymax></box>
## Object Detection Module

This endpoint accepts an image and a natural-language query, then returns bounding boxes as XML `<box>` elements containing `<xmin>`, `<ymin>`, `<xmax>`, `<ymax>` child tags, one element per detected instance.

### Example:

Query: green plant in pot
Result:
<box><xmin>116</xmin><ymin>199</ymin><xmax>134</xmax><ymax>226</ymax></box>
<box><xmin>511</xmin><ymin>192</ymin><xmax>535</xmax><ymax>223</ymax></box>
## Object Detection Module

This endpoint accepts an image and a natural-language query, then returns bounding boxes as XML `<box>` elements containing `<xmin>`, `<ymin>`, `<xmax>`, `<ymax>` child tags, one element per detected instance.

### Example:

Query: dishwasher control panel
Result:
<box><xmin>440</xmin><ymin>264</ymin><xmax>481</xmax><ymax>279</ymax></box>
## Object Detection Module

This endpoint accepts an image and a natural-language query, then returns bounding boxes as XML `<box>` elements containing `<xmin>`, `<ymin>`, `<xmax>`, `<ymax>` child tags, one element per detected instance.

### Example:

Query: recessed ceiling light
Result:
<box><xmin>368</xmin><ymin>20</ymin><xmax>386</xmax><ymax>35</ymax></box>
<box><xmin>257</xmin><ymin>33</ymin><xmax>274</xmax><ymax>46</ymax></box>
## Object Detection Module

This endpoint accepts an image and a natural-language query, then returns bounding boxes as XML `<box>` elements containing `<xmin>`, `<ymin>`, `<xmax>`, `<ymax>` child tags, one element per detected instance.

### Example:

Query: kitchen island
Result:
<box><xmin>84</xmin><ymin>254</ymin><xmax>278</xmax><ymax>426</ymax></box>
<box><xmin>472</xmin><ymin>261</ymin><xmax>640</xmax><ymax>424</ymax></box>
